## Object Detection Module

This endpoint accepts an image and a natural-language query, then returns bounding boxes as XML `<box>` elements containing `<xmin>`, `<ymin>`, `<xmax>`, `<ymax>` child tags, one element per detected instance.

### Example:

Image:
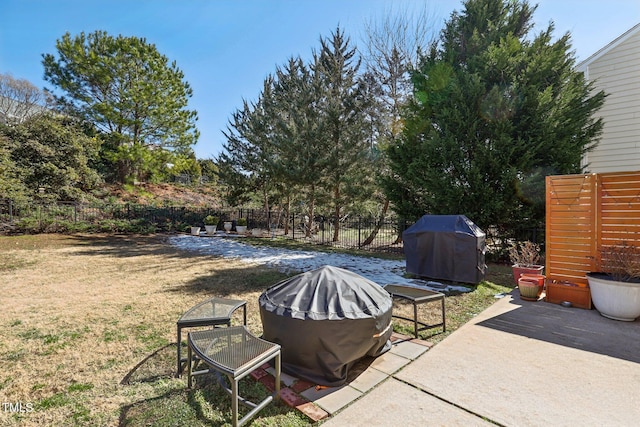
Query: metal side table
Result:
<box><xmin>176</xmin><ymin>297</ymin><xmax>247</xmax><ymax>376</ymax></box>
<box><xmin>384</xmin><ymin>284</ymin><xmax>446</xmax><ymax>338</ymax></box>
<box><xmin>187</xmin><ymin>326</ymin><xmax>281</xmax><ymax>427</ymax></box>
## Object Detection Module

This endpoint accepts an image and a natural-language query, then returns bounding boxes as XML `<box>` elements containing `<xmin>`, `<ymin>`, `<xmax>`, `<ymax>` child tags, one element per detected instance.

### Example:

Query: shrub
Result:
<box><xmin>508</xmin><ymin>241</ymin><xmax>542</xmax><ymax>267</ymax></box>
<box><xmin>204</xmin><ymin>215</ymin><xmax>219</xmax><ymax>225</ymax></box>
<box><xmin>600</xmin><ymin>242</ymin><xmax>640</xmax><ymax>282</ymax></box>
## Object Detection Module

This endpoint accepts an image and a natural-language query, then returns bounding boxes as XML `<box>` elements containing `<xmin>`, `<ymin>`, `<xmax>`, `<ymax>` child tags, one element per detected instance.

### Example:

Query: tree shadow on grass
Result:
<box><xmin>166</xmin><ymin>263</ymin><xmax>294</xmax><ymax>298</ymax></box>
<box><xmin>118</xmin><ymin>354</ymin><xmax>303</xmax><ymax>427</ymax></box>
<box><xmin>65</xmin><ymin>233</ymin><xmax>203</xmax><ymax>260</ymax></box>
<box><xmin>64</xmin><ymin>233</ymin><xmax>296</xmax><ymax>298</ymax></box>
<box><xmin>120</xmin><ymin>343</ymin><xmax>176</xmax><ymax>385</ymax></box>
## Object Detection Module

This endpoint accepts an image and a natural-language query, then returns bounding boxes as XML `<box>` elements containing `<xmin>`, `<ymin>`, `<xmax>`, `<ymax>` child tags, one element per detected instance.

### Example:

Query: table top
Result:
<box><xmin>188</xmin><ymin>326</ymin><xmax>280</xmax><ymax>375</ymax></box>
<box><xmin>178</xmin><ymin>297</ymin><xmax>246</xmax><ymax>326</ymax></box>
<box><xmin>384</xmin><ymin>284</ymin><xmax>444</xmax><ymax>301</ymax></box>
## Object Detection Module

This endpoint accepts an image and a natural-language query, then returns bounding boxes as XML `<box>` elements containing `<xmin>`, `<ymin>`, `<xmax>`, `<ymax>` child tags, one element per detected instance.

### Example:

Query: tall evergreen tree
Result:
<box><xmin>42</xmin><ymin>30</ymin><xmax>199</xmax><ymax>183</ymax></box>
<box><xmin>219</xmin><ymin>29</ymin><xmax>377</xmax><ymax>240</ymax></box>
<box><xmin>271</xmin><ymin>57</ymin><xmax>325</xmax><ymax>235</ymax></box>
<box><xmin>383</xmin><ymin>0</ymin><xmax>605</xmax><ymax>236</ymax></box>
<box><xmin>219</xmin><ymin>77</ymin><xmax>277</xmax><ymax>209</ymax></box>
<box><xmin>313</xmin><ymin>27</ymin><xmax>375</xmax><ymax>241</ymax></box>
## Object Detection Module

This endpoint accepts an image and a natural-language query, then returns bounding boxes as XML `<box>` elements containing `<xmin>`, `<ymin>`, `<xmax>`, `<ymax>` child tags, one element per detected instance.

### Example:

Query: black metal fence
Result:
<box><xmin>0</xmin><ymin>200</ymin><xmax>216</xmax><ymax>232</ymax></box>
<box><xmin>1</xmin><ymin>199</ymin><xmax>543</xmax><ymax>256</ymax></box>
<box><xmin>0</xmin><ymin>199</ymin><xmax>412</xmax><ymax>253</ymax></box>
<box><xmin>285</xmin><ymin>214</ymin><xmax>410</xmax><ymax>253</ymax></box>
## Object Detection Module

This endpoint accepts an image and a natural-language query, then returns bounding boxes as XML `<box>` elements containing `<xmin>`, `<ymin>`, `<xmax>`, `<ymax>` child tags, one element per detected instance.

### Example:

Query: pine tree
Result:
<box><xmin>271</xmin><ymin>57</ymin><xmax>325</xmax><ymax>235</ymax></box>
<box><xmin>219</xmin><ymin>77</ymin><xmax>277</xmax><ymax>208</ymax></box>
<box><xmin>219</xmin><ymin>28</ymin><xmax>377</xmax><ymax>241</ymax></box>
<box><xmin>42</xmin><ymin>31</ymin><xmax>199</xmax><ymax>183</ymax></box>
<box><xmin>313</xmin><ymin>27</ymin><xmax>375</xmax><ymax>241</ymax></box>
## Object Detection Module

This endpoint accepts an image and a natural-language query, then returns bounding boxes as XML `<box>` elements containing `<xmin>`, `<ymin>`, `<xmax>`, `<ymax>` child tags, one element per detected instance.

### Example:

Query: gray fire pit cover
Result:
<box><xmin>259</xmin><ymin>265</ymin><xmax>392</xmax><ymax>386</ymax></box>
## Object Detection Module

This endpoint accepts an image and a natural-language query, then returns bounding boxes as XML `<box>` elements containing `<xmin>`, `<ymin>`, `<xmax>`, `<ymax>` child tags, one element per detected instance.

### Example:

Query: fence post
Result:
<box><xmin>358</xmin><ymin>216</ymin><xmax>362</xmax><ymax>248</ymax></box>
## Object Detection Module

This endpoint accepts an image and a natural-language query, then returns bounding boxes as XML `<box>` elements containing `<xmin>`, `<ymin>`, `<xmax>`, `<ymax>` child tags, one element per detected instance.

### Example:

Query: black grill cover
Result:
<box><xmin>259</xmin><ymin>265</ymin><xmax>392</xmax><ymax>386</ymax></box>
<box><xmin>403</xmin><ymin>214</ymin><xmax>486</xmax><ymax>284</ymax></box>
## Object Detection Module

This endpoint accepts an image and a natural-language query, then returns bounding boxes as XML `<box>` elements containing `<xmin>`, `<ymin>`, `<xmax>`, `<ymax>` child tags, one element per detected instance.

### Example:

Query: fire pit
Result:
<box><xmin>259</xmin><ymin>265</ymin><xmax>392</xmax><ymax>386</ymax></box>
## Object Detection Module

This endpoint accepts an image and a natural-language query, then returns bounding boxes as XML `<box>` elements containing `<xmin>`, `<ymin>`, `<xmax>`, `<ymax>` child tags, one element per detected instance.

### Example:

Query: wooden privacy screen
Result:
<box><xmin>546</xmin><ymin>171</ymin><xmax>640</xmax><ymax>285</ymax></box>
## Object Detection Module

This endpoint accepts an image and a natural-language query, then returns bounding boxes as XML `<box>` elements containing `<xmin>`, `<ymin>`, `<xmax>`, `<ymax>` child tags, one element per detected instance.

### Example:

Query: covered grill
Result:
<box><xmin>403</xmin><ymin>214</ymin><xmax>486</xmax><ymax>284</ymax></box>
<box><xmin>259</xmin><ymin>265</ymin><xmax>392</xmax><ymax>386</ymax></box>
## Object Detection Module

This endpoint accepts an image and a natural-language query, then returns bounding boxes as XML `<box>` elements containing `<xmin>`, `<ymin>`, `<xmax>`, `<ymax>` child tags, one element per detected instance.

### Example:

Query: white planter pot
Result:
<box><xmin>204</xmin><ymin>225</ymin><xmax>217</xmax><ymax>235</ymax></box>
<box><xmin>236</xmin><ymin>225</ymin><xmax>247</xmax><ymax>233</ymax></box>
<box><xmin>190</xmin><ymin>226</ymin><xmax>201</xmax><ymax>236</ymax></box>
<box><xmin>223</xmin><ymin>222</ymin><xmax>233</xmax><ymax>232</ymax></box>
<box><xmin>251</xmin><ymin>228</ymin><xmax>264</xmax><ymax>237</ymax></box>
<box><xmin>587</xmin><ymin>272</ymin><xmax>640</xmax><ymax>321</ymax></box>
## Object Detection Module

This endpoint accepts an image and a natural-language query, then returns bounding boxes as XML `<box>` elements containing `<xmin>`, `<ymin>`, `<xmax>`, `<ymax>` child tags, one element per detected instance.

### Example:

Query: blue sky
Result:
<box><xmin>1</xmin><ymin>0</ymin><xmax>639</xmax><ymax>159</ymax></box>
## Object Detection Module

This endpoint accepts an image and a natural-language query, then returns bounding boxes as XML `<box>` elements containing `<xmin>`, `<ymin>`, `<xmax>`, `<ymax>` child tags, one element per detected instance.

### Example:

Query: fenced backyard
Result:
<box><xmin>0</xmin><ymin>199</ymin><xmax>544</xmax><ymax>257</ymax></box>
<box><xmin>0</xmin><ymin>200</ymin><xmax>412</xmax><ymax>253</ymax></box>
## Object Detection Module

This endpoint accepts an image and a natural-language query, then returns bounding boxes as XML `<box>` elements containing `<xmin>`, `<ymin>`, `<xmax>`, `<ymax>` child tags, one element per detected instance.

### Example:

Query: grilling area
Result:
<box><xmin>171</xmin><ymin>189</ymin><xmax>640</xmax><ymax>425</ymax></box>
<box><xmin>174</xmin><ymin>257</ymin><xmax>640</xmax><ymax>426</ymax></box>
<box><xmin>175</xmin><ymin>175</ymin><xmax>640</xmax><ymax>426</ymax></box>
<box><xmin>176</xmin><ymin>215</ymin><xmax>493</xmax><ymax>425</ymax></box>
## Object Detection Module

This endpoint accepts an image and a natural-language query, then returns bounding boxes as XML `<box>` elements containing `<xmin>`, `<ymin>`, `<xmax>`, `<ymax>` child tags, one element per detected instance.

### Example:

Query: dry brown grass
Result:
<box><xmin>0</xmin><ymin>234</ymin><xmax>294</xmax><ymax>426</ymax></box>
<box><xmin>0</xmin><ymin>233</ymin><xmax>512</xmax><ymax>426</ymax></box>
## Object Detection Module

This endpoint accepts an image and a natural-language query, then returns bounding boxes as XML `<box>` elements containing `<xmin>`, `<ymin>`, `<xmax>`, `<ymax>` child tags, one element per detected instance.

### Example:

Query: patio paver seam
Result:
<box><xmin>389</xmin><ymin>373</ymin><xmax>506</xmax><ymax>427</ymax></box>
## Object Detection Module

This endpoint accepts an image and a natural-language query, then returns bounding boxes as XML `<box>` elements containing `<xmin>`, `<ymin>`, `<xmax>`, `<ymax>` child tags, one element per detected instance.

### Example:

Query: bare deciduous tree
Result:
<box><xmin>361</xmin><ymin>4</ymin><xmax>439</xmax><ymax>244</ymax></box>
<box><xmin>0</xmin><ymin>73</ymin><xmax>46</xmax><ymax>124</ymax></box>
<box><xmin>362</xmin><ymin>3</ymin><xmax>438</xmax><ymax>133</ymax></box>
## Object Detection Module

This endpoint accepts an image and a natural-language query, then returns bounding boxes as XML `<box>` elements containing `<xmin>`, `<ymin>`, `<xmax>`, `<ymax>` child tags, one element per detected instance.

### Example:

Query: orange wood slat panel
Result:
<box><xmin>547</xmin><ymin>172</ymin><xmax>640</xmax><ymax>283</ymax></box>
<box><xmin>601</xmin><ymin>212</ymin><xmax>640</xmax><ymax>219</ymax></box>
<box><xmin>546</xmin><ymin>174</ymin><xmax>598</xmax><ymax>283</ymax></box>
<box><xmin>548</xmin><ymin>224</ymin><xmax>595</xmax><ymax>233</ymax></box>
<box><xmin>546</xmin><ymin>243</ymin><xmax>592</xmax><ymax>253</ymax></box>
<box><xmin>600</xmin><ymin>165</ymin><xmax>640</xmax><ymax>246</ymax></box>
<box><xmin>600</xmin><ymin>233</ymin><xmax>640</xmax><ymax>243</ymax></box>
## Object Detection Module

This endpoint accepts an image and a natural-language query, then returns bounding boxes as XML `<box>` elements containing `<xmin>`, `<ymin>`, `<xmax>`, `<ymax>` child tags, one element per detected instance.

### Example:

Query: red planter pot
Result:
<box><xmin>511</xmin><ymin>265</ymin><xmax>544</xmax><ymax>285</ymax></box>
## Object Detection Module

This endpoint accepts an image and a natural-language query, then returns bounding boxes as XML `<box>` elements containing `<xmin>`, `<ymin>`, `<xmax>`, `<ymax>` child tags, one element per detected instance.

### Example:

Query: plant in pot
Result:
<box><xmin>509</xmin><ymin>241</ymin><xmax>544</xmax><ymax>281</ymax></box>
<box><xmin>587</xmin><ymin>242</ymin><xmax>640</xmax><ymax>321</ymax></box>
<box><xmin>509</xmin><ymin>240</ymin><xmax>545</xmax><ymax>299</ymax></box>
<box><xmin>236</xmin><ymin>218</ymin><xmax>248</xmax><ymax>234</ymax></box>
<box><xmin>203</xmin><ymin>215</ymin><xmax>219</xmax><ymax>235</ymax></box>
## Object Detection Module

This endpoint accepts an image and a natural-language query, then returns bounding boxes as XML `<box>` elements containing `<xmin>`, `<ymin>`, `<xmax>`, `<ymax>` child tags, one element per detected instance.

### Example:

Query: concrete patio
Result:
<box><xmin>321</xmin><ymin>290</ymin><xmax>640</xmax><ymax>426</ymax></box>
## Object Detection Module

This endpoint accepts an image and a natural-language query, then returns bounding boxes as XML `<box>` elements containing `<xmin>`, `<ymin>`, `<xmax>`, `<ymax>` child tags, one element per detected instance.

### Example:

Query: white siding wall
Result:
<box><xmin>582</xmin><ymin>30</ymin><xmax>640</xmax><ymax>173</ymax></box>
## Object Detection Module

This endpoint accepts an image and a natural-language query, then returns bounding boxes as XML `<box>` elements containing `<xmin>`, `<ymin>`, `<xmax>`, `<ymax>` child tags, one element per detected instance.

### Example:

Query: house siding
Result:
<box><xmin>580</xmin><ymin>25</ymin><xmax>640</xmax><ymax>173</ymax></box>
